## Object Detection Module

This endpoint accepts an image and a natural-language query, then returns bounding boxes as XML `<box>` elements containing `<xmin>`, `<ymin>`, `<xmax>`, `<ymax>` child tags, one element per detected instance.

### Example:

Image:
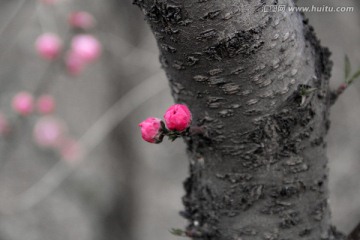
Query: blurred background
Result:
<box><xmin>0</xmin><ymin>0</ymin><xmax>358</xmax><ymax>240</ymax></box>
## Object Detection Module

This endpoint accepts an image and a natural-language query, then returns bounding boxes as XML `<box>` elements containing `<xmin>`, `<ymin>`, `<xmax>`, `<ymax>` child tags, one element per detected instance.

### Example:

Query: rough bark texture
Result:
<box><xmin>134</xmin><ymin>0</ymin><xmax>344</xmax><ymax>239</ymax></box>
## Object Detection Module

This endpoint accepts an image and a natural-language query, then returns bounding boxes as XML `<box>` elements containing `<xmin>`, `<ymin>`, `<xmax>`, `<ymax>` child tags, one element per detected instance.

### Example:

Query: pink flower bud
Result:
<box><xmin>71</xmin><ymin>34</ymin><xmax>101</xmax><ymax>63</ymax></box>
<box><xmin>59</xmin><ymin>138</ymin><xmax>84</xmax><ymax>163</ymax></box>
<box><xmin>35</xmin><ymin>33</ymin><xmax>62</xmax><ymax>60</ymax></box>
<box><xmin>68</xmin><ymin>11</ymin><xmax>95</xmax><ymax>30</ymax></box>
<box><xmin>337</xmin><ymin>83</ymin><xmax>348</xmax><ymax>95</ymax></box>
<box><xmin>37</xmin><ymin>95</ymin><xmax>55</xmax><ymax>114</ymax></box>
<box><xmin>12</xmin><ymin>91</ymin><xmax>34</xmax><ymax>116</ymax></box>
<box><xmin>33</xmin><ymin>117</ymin><xmax>65</xmax><ymax>148</ymax></box>
<box><xmin>138</xmin><ymin>117</ymin><xmax>164</xmax><ymax>143</ymax></box>
<box><xmin>0</xmin><ymin>113</ymin><xmax>10</xmax><ymax>135</ymax></box>
<box><xmin>164</xmin><ymin>104</ymin><xmax>192</xmax><ymax>132</ymax></box>
<box><xmin>65</xmin><ymin>51</ymin><xmax>86</xmax><ymax>75</ymax></box>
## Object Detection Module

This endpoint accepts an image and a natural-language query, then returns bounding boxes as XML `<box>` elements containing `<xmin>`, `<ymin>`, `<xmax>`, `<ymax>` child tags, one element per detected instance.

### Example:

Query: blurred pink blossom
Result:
<box><xmin>35</xmin><ymin>33</ymin><xmax>62</xmax><ymax>60</ymax></box>
<box><xmin>33</xmin><ymin>117</ymin><xmax>65</xmax><ymax>148</ymax></box>
<box><xmin>71</xmin><ymin>34</ymin><xmax>101</xmax><ymax>63</ymax></box>
<box><xmin>59</xmin><ymin>138</ymin><xmax>84</xmax><ymax>163</ymax></box>
<box><xmin>68</xmin><ymin>11</ymin><xmax>95</xmax><ymax>30</ymax></box>
<box><xmin>37</xmin><ymin>95</ymin><xmax>56</xmax><ymax>114</ymax></box>
<box><xmin>65</xmin><ymin>51</ymin><xmax>86</xmax><ymax>75</ymax></box>
<box><xmin>12</xmin><ymin>91</ymin><xmax>34</xmax><ymax>116</ymax></box>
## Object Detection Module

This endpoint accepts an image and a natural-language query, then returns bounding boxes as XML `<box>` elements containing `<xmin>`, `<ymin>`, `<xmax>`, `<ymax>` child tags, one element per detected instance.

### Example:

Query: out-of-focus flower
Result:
<box><xmin>35</xmin><ymin>33</ymin><xmax>62</xmax><ymax>60</ymax></box>
<box><xmin>33</xmin><ymin>117</ymin><xmax>65</xmax><ymax>148</ymax></box>
<box><xmin>71</xmin><ymin>34</ymin><xmax>101</xmax><ymax>63</ymax></box>
<box><xmin>37</xmin><ymin>95</ymin><xmax>55</xmax><ymax>114</ymax></box>
<box><xmin>12</xmin><ymin>91</ymin><xmax>34</xmax><ymax>116</ymax></box>
<box><xmin>65</xmin><ymin>51</ymin><xmax>86</xmax><ymax>75</ymax></box>
<box><xmin>59</xmin><ymin>138</ymin><xmax>84</xmax><ymax>163</ymax></box>
<box><xmin>164</xmin><ymin>104</ymin><xmax>192</xmax><ymax>132</ymax></box>
<box><xmin>138</xmin><ymin>117</ymin><xmax>164</xmax><ymax>143</ymax></box>
<box><xmin>68</xmin><ymin>11</ymin><xmax>95</xmax><ymax>30</ymax></box>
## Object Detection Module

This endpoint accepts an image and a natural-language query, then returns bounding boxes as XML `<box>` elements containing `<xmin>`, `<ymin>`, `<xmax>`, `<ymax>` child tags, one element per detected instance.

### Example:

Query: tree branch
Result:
<box><xmin>135</xmin><ymin>0</ymin><xmax>343</xmax><ymax>239</ymax></box>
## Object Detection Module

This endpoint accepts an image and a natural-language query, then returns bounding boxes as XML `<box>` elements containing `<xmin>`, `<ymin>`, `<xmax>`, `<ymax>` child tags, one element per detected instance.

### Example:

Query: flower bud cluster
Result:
<box><xmin>138</xmin><ymin>104</ymin><xmax>192</xmax><ymax>144</ymax></box>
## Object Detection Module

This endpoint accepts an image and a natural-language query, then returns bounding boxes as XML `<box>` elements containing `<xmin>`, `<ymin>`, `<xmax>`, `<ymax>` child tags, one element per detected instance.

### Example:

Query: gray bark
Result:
<box><xmin>134</xmin><ymin>0</ymin><xmax>344</xmax><ymax>239</ymax></box>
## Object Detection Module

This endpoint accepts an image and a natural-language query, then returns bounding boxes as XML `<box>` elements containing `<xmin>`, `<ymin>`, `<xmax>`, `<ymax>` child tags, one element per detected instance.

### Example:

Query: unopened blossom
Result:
<box><xmin>337</xmin><ymin>83</ymin><xmax>348</xmax><ymax>95</ymax></box>
<box><xmin>68</xmin><ymin>11</ymin><xmax>95</xmax><ymax>30</ymax></box>
<box><xmin>33</xmin><ymin>117</ymin><xmax>65</xmax><ymax>148</ymax></box>
<box><xmin>65</xmin><ymin>51</ymin><xmax>86</xmax><ymax>75</ymax></box>
<box><xmin>35</xmin><ymin>33</ymin><xmax>62</xmax><ymax>60</ymax></box>
<box><xmin>59</xmin><ymin>138</ymin><xmax>84</xmax><ymax>163</ymax></box>
<box><xmin>138</xmin><ymin>117</ymin><xmax>164</xmax><ymax>143</ymax></box>
<box><xmin>37</xmin><ymin>95</ymin><xmax>55</xmax><ymax>114</ymax></box>
<box><xmin>12</xmin><ymin>91</ymin><xmax>34</xmax><ymax>116</ymax></box>
<box><xmin>71</xmin><ymin>34</ymin><xmax>101</xmax><ymax>63</ymax></box>
<box><xmin>164</xmin><ymin>104</ymin><xmax>192</xmax><ymax>132</ymax></box>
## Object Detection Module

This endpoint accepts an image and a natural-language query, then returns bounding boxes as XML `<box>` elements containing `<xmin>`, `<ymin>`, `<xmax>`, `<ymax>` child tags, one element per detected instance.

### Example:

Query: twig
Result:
<box><xmin>330</xmin><ymin>83</ymin><xmax>348</xmax><ymax>105</ymax></box>
<box><xmin>332</xmin><ymin>55</ymin><xmax>360</xmax><ymax>105</ymax></box>
<box><xmin>98</xmin><ymin>31</ymin><xmax>158</xmax><ymax>73</ymax></box>
<box><xmin>0</xmin><ymin>0</ymin><xmax>28</xmax><ymax>37</ymax></box>
<box><xmin>0</xmin><ymin>0</ymin><xmax>36</xmax><ymax>85</ymax></box>
<box><xmin>12</xmin><ymin>71</ymin><xmax>166</xmax><ymax>213</ymax></box>
<box><xmin>36</xmin><ymin>1</ymin><xmax>58</xmax><ymax>33</ymax></box>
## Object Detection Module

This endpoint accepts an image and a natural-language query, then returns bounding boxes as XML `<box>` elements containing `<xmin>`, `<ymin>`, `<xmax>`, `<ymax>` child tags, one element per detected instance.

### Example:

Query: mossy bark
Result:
<box><xmin>134</xmin><ymin>0</ymin><xmax>345</xmax><ymax>239</ymax></box>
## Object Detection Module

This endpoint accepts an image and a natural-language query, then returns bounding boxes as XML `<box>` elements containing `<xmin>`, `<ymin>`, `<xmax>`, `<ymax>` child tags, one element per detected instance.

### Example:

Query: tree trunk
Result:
<box><xmin>134</xmin><ymin>0</ymin><xmax>344</xmax><ymax>239</ymax></box>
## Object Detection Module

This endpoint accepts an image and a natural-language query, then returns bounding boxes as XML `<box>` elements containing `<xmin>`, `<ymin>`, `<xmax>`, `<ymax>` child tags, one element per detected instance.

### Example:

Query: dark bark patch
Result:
<box><xmin>312</xmin><ymin>199</ymin><xmax>327</xmax><ymax>221</ymax></box>
<box><xmin>261</xmin><ymin>200</ymin><xmax>294</xmax><ymax>215</ymax></box>
<box><xmin>193</xmin><ymin>75</ymin><xmax>209</xmax><ymax>82</ymax></box>
<box><xmin>208</xmin><ymin>77</ymin><xmax>228</xmax><ymax>86</ymax></box>
<box><xmin>186</xmin><ymin>55</ymin><xmax>200</xmax><ymax>66</ymax></box>
<box><xmin>196</xmin><ymin>29</ymin><xmax>218</xmax><ymax>41</ymax></box>
<box><xmin>205</xmin><ymin>30</ymin><xmax>264</xmax><ymax>60</ymax></box>
<box><xmin>279</xmin><ymin>210</ymin><xmax>301</xmax><ymax>229</ymax></box>
<box><xmin>221</xmin><ymin>83</ymin><xmax>240</xmax><ymax>95</ymax></box>
<box><xmin>172</xmin><ymin>60</ymin><xmax>185</xmax><ymax>70</ymax></box>
<box><xmin>160</xmin><ymin>43</ymin><xmax>177</xmax><ymax>53</ymax></box>
<box><xmin>147</xmin><ymin>1</ymin><xmax>184</xmax><ymax>24</ymax></box>
<box><xmin>201</xmin><ymin>10</ymin><xmax>222</xmax><ymax>20</ymax></box>
<box><xmin>182</xmin><ymin>176</ymin><xmax>220</xmax><ymax>239</ymax></box>
<box><xmin>208</xmin><ymin>68</ymin><xmax>224</xmax><ymax>76</ymax></box>
<box><xmin>299</xmin><ymin>228</ymin><xmax>313</xmax><ymax>237</ymax></box>
<box><xmin>218</xmin><ymin>109</ymin><xmax>234</xmax><ymax>118</ymax></box>
<box><xmin>271</xmin><ymin>181</ymin><xmax>306</xmax><ymax>199</ymax></box>
<box><xmin>216</xmin><ymin>172</ymin><xmax>253</xmax><ymax>183</ymax></box>
<box><xmin>207</xmin><ymin>97</ymin><xmax>226</xmax><ymax>109</ymax></box>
